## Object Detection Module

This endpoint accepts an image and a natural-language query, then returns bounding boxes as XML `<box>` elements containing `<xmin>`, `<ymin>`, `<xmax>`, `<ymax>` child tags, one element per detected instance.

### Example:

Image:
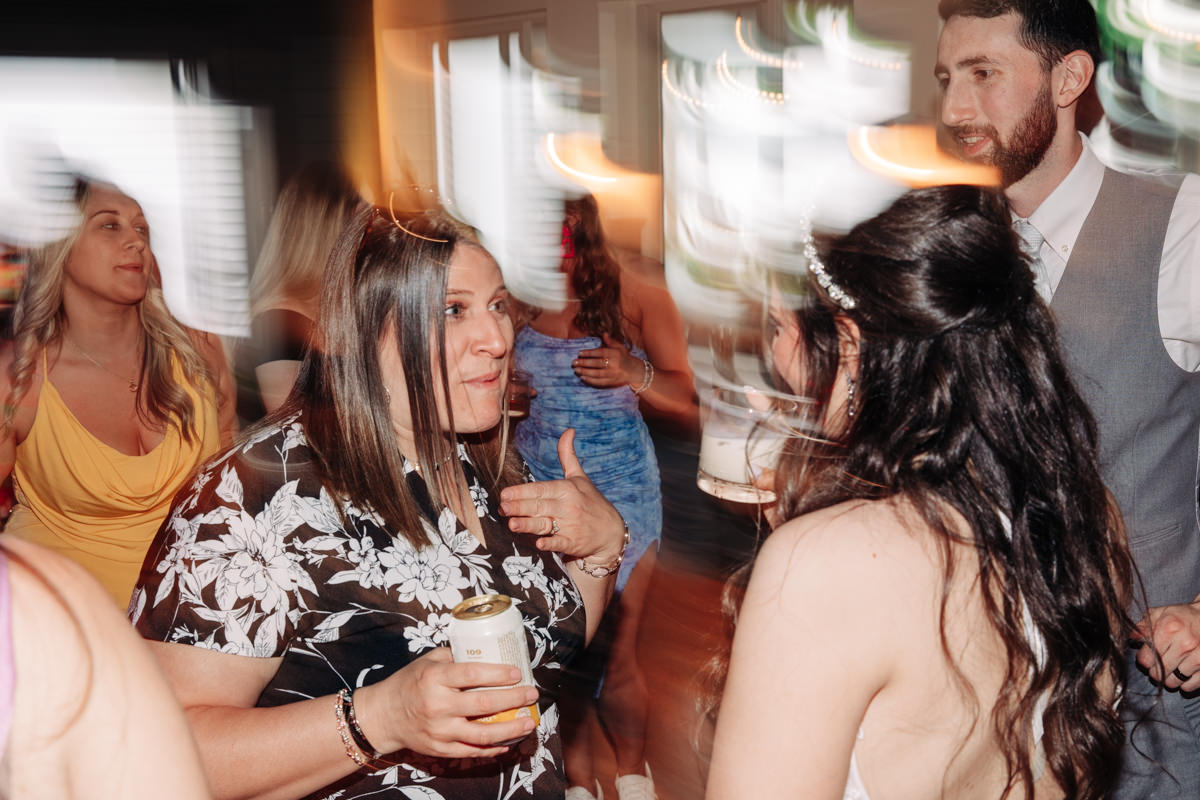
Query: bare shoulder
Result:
<box><xmin>754</xmin><ymin>498</ymin><xmax>939</xmax><ymax>610</ymax></box>
<box><xmin>5</xmin><ymin>537</ymin><xmax>129</xmax><ymax>644</ymax></box>
<box><xmin>6</xmin><ymin>538</ymin><xmax>130</xmax><ymax>744</ymax></box>
<box><xmin>617</xmin><ymin>268</ymin><xmax>685</xmax><ymax>357</ymax></box>
<box><xmin>5</xmin><ymin>539</ymin><xmax>212</xmax><ymax>799</ymax></box>
<box><xmin>767</xmin><ymin>498</ymin><xmax>933</xmax><ymax>568</ymax></box>
<box><xmin>619</xmin><ymin>268</ymin><xmax>672</xmax><ymax>313</ymax></box>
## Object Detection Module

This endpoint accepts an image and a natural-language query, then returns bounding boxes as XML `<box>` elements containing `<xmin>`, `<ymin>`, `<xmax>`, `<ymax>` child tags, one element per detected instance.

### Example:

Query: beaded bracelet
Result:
<box><xmin>574</xmin><ymin>518</ymin><xmax>631</xmax><ymax>578</ymax></box>
<box><xmin>631</xmin><ymin>358</ymin><xmax>654</xmax><ymax>395</ymax></box>
<box><xmin>335</xmin><ymin>689</ymin><xmax>396</xmax><ymax>771</ymax></box>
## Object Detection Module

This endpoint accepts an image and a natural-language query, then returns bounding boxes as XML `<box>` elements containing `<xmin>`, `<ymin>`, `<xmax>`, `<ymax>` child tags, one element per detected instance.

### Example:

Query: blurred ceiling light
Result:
<box><xmin>544</xmin><ymin>132</ymin><xmax>619</xmax><ymax>184</ymax></box>
<box><xmin>662</xmin><ymin>60</ymin><xmax>710</xmax><ymax>112</ymax></box>
<box><xmin>821</xmin><ymin>12</ymin><xmax>907</xmax><ymax>73</ymax></box>
<box><xmin>716</xmin><ymin>52</ymin><xmax>786</xmax><ymax>105</ymax></box>
<box><xmin>849</xmin><ymin>125</ymin><xmax>998</xmax><ymax>187</ymax></box>
<box><xmin>1141</xmin><ymin>0</ymin><xmax>1200</xmax><ymax>42</ymax></box>
<box><xmin>735</xmin><ymin>15</ymin><xmax>799</xmax><ymax>69</ymax></box>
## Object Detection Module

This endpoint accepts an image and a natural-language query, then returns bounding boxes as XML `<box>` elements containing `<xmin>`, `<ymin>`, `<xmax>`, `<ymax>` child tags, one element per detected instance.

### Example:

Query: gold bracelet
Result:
<box><xmin>335</xmin><ymin>690</ymin><xmax>372</xmax><ymax>768</ymax></box>
<box><xmin>574</xmin><ymin>518</ymin><xmax>631</xmax><ymax>578</ymax></box>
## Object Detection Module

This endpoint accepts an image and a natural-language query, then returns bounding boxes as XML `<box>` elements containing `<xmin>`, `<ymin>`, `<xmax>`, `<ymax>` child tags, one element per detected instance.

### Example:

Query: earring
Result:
<box><xmin>384</xmin><ymin>387</ymin><xmax>392</xmax><ymax>403</ymax></box>
<box><xmin>845</xmin><ymin>375</ymin><xmax>856</xmax><ymax>419</ymax></box>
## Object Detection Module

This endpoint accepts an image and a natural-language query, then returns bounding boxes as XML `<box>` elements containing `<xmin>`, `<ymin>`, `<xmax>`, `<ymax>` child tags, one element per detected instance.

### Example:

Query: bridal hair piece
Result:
<box><xmin>803</xmin><ymin>235</ymin><xmax>857</xmax><ymax>311</ymax></box>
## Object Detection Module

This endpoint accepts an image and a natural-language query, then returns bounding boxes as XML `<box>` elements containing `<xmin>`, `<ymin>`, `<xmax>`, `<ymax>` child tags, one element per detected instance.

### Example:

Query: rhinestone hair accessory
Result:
<box><xmin>804</xmin><ymin>236</ymin><xmax>857</xmax><ymax>311</ymax></box>
<box><xmin>386</xmin><ymin>191</ymin><xmax>449</xmax><ymax>243</ymax></box>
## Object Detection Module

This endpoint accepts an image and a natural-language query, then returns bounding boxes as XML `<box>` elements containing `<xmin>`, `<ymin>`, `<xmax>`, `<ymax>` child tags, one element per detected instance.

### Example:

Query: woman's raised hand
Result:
<box><xmin>356</xmin><ymin>647</ymin><xmax>538</xmax><ymax>759</ymax></box>
<box><xmin>498</xmin><ymin>429</ymin><xmax>626</xmax><ymax>564</ymax></box>
<box><xmin>573</xmin><ymin>333</ymin><xmax>639</xmax><ymax>390</ymax></box>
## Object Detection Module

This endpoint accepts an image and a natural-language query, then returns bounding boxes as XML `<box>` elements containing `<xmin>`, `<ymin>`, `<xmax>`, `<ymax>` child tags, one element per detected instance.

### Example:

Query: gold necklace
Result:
<box><xmin>67</xmin><ymin>337</ymin><xmax>141</xmax><ymax>392</ymax></box>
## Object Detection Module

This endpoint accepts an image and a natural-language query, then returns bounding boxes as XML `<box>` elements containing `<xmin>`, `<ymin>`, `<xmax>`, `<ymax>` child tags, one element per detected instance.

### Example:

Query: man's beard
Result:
<box><xmin>950</xmin><ymin>84</ymin><xmax>1057</xmax><ymax>187</ymax></box>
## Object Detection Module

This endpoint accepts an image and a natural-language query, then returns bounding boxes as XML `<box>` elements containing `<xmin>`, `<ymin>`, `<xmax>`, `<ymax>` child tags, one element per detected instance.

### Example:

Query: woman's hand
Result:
<box><xmin>357</xmin><ymin>648</ymin><xmax>538</xmax><ymax>759</ymax></box>
<box><xmin>499</xmin><ymin>429</ymin><xmax>624</xmax><ymax>643</ymax></box>
<box><xmin>573</xmin><ymin>334</ymin><xmax>642</xmax><ymax>391</ymax></box>
<box><xmin>498</xmin><ymin>429</ymin><xmax>625</xmax><ymax>564</ymax></box>
<box><xmin>150</xmin><ymin>641</ymin><xmax>539</xmax><ymax>799</ymax></box>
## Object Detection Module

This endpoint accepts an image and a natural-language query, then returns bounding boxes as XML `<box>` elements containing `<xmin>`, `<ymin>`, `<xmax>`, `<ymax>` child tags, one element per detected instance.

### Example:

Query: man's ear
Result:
<box><xmin>1055</xmin><ymin>50</ymin><xmax>1094</xmax><ymax>108</ymax></box>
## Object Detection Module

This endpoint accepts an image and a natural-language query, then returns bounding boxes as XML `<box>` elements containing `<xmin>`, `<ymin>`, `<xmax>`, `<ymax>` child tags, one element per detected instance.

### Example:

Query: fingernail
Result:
<box><xmin>523</xmin><ymin>719</ymin><xmax>537</xmax><ymax>732</ymax></box>
<box><xmin>511</xmin><ymin>667</ymin><xmax>523</xmax><ymax>682</ymax></box>
<box><xmin>525</xmin><ymin>688</ymin><xmax>539</xmax><ymax>703</ymax></box>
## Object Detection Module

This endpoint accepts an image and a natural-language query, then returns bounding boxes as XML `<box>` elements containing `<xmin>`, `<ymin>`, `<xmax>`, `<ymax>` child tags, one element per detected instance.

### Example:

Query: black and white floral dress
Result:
<box><xmin>131</xmin><ymin>414</ymin><xmax>587</xmax><ymax>800</ymax></box>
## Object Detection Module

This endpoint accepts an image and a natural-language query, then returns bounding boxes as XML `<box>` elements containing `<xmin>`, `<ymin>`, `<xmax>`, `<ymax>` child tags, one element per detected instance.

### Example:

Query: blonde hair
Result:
<box><xmin>249</xmin><ymin>163</ymin><xmax>365</xmax><ymax>317</ymax></box>
<box><xmin>5</xmin><ymin>179</ymin><xmax>214</xmax><ymax>441</ymax></box>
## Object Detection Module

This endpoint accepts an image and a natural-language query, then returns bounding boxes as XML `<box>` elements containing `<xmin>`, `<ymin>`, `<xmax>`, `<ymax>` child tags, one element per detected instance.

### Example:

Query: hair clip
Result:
<box><xmin>804</xmin><ymin>237</ymin><xmax>856</xmax><ymax>311</ymax></box>
<box><xmin>386</xmin><ymin>192</ymin><xmax>449</xmax><ymax>244</ymax></box>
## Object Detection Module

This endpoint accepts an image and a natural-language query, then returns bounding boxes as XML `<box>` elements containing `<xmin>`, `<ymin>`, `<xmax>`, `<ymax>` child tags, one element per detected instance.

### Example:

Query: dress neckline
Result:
<box><xmin>520</xmin><ymin>324</ymin><xmax>600</xmax><ymax>345</ymax></box>
<box><xmin>39</xmin><ymin>352</ymin><xmax>173</xmax><ymax>460</ymax></box>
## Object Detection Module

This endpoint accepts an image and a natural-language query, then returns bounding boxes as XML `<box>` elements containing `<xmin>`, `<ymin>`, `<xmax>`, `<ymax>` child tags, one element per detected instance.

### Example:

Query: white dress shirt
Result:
<box><xmin>1016</xmin><ymin>134</ymin><xmax>1200</xmax><ymax>371</ymax></box>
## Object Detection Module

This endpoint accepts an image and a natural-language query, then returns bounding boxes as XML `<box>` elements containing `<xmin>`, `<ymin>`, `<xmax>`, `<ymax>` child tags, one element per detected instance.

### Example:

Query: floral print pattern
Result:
<box><xmin>131</xmin><ymin>414</ymin><xmax>586</xmax><ymax>799</ymax></box>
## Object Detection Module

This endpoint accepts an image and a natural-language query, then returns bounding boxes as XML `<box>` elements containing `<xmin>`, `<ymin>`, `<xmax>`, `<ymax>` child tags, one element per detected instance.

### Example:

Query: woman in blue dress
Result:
<box><xmin>514</xmin><ymin>194</ymin><xmax>695</xmax><ymax>800</ymax></box>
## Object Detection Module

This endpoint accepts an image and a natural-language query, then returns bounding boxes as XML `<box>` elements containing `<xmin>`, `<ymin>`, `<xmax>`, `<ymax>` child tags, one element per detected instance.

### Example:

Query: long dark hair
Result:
<box><xmin>563</xmin><ymin>194</ymin><xmax>626</xmax><ymax>341</ymax></box>
<box><xmin>718</xmin><ymin>185</ymin><xmax>1132</xmax><ymax>799</ymax></box>
<box><xmin>283</xmin><ymin>206</ymin><xmax>524</xmax><ymax>549</ymax></box>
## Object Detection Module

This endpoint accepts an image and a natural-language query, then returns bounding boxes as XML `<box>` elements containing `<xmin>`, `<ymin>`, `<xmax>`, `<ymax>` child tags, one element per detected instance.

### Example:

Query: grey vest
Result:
<box><xmin>1052</xmin><ymin>168</ymin><xmax>1200</xmax><ymax>610</ymax></box>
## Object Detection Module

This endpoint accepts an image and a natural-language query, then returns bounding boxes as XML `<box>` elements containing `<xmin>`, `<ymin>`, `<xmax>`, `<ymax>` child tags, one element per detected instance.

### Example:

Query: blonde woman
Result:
<box><xmin>234</xmin><ymin>163</ymin><xmax>365</xmax><ymax>424</ymax></box>
<box><xmin>0</xmin><ymin>179</ymin><xmax>234</xmax><ymax>607</ymax></box>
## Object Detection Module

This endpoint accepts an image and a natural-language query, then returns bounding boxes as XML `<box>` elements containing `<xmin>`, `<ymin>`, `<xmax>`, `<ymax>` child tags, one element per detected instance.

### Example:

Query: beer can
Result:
<box><xmin>449</xmin><ymin>594</ymin><xmax>540</xmax><ymax>727</ymax></box>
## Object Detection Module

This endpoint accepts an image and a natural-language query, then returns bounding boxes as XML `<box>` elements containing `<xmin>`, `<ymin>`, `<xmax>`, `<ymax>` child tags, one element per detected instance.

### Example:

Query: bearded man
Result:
<box><xmin>935</xmin><ymin>2</ymin><xmax>1200</xmax><ymax>796</ymax></box>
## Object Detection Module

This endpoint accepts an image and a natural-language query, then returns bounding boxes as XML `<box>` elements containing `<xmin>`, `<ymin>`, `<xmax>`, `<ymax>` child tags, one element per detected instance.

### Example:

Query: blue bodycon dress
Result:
<box><xmin>514</xmin><ymin>326</ymin><xmax>661</xmax><ymax>591</ymax></box>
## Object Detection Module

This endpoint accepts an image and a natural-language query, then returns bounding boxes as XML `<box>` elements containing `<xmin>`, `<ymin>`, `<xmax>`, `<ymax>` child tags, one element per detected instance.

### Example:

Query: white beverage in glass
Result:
<box><xmin>697</xmin><ymin>410</ymin><xmax>785</xmax><ymax>504</ymax></box>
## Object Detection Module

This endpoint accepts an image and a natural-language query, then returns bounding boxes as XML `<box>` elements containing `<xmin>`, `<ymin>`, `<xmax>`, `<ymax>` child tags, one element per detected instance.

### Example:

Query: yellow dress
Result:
<box><xmin>4</xmin><ymin>353</ymin><xmax>220</xmax><ymax>607</ymax></box>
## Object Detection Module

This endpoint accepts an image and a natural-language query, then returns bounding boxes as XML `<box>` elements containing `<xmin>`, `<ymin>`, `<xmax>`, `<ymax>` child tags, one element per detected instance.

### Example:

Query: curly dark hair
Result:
<box><xmin>710</xmin><ymin>185</ymin><xmax>1133</xmax><ymax>800</ymax></box>
<box><xmin>562</xmin><ymin>194</ymin><xmax>626</xmax><ymax>342</ymax></box>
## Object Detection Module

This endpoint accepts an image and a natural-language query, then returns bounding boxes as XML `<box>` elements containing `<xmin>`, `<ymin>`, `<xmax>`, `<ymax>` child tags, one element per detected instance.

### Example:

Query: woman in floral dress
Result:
<box><xmin>131</xmin><ymin>207</ymin><xmax>629</xmax><ymax>800</ymax></box>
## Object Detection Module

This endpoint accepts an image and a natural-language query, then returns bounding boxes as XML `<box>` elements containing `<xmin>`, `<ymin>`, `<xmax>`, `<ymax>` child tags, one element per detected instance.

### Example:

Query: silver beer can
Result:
<box><xmin>449</xmin><ymin>593</ymin><xmax>539</xmax><ymax>725</ymax></box>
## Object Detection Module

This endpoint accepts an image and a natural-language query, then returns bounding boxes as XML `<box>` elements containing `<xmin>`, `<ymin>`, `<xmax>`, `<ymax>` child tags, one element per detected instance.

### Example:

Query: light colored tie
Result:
<box><xmin>1013</xmin><ymin>218</ymin><xmax>1053</xmax><ymax>303</ymax></box>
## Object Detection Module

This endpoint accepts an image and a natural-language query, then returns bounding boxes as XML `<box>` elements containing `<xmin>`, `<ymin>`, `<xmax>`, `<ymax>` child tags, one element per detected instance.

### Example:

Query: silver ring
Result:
<box><xmin>604</xmin><ymin>358</ymin><xmax>610</xmax><ymax>368</ymax></box>
<box><xmin>549</xmin><ymin>517</ymin><xmax>560</xmax><ymax>535</ymax></box>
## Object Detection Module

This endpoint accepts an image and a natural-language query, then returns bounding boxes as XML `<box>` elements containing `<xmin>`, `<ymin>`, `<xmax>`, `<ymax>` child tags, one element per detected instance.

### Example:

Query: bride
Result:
<box><xmin>706</xmin><ymin>185</ymin><xmax>1133</xmax><ymax>800</ymax></box>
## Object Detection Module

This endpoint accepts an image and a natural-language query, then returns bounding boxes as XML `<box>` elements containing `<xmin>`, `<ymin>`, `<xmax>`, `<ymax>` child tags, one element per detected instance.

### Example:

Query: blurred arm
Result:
<box><xmin>6</xmin><ymin>538</ymin><xmax>213</xmax><ymax>799</ymax></box>
<box><xmin>254</xmin><ymin>360</ymin><xmax>301</xmax><ymax>415</ymax></box>
<box><xmin>626</xmin><ymin>275</ymin><xmax>697</xmax><ymax>427</ymax></box>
